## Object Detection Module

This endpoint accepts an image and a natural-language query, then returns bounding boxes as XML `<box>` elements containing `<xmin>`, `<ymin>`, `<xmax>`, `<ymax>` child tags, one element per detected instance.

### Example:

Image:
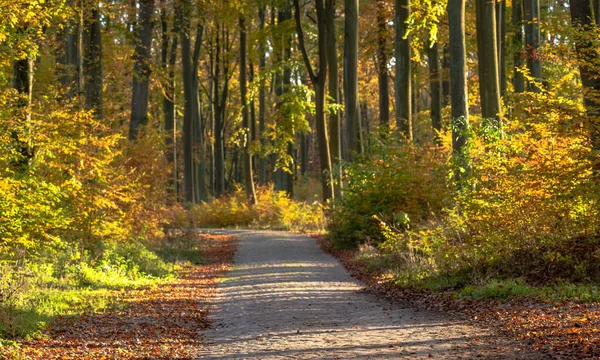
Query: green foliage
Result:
<box><xmin>329</xmin><ymin>133</ymin><xmax>449</xmax><ymax>248</ymax></box>
<box><xmin>0</xmin><ymin>232</ymin><xmax>206</xmax><ymax>341</ymax></box>
<box><xmin>190</xmin><ymin>185</ymin><xmax>325</xmax><ymax>231</ymax></box>
<box><xmin>330</xmin><ymin>89</ymin><xmax>600</xmax><ymax>299</ymax></box>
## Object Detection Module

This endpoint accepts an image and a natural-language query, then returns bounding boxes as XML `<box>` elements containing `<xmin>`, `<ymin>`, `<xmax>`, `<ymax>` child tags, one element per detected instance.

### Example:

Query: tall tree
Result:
<box><xmin>326</xmin><ymin>0</ymin><xmax>342</xmax><ymax>197</ymax></box>
<box><xmin>570</xmin><ymin>0</ymin><xmax>600</xmax><ymax>172</ymax></box>
<box><xmin>476</xmin><ymin>0</ymin><xmax>502</xmax><ymax>122</ymax></box>
<box><xmin>239</xmin><ymin>14</ymin><xmax>257</xmax><ymax>205</ymax></box>
<box><xmin>497</xmin><ymin>0</ymin><xmax>507</xmax><ymax>95</ymax></box>
<box><xmin>83</xmin><ymin>0</ymin><xmax>103</xmax><ymax>119</ymax></box>
<box><xmin>427</xmin><ymin>41</ymin><xmax>442</xmax><ymax>140</ymax></box>
<box><xmin>129</xmin><ymin>0</ymin><xmax>155</xmax><ymax>140</ymax></box>
<box><xmin>344</xmin><ymin>0</ymin><xmax>363</xmax><ymax>159</ymax></box>
<box><xmin>395</xmin><ymin>0</ymin><xmax>412</xmax><ymax>138</ymax></box>
<box><xmin>448</xmin><ymin>0</ymin><xmax>469</xmax><ymax>180</ymax></box>
<box><xmin>376</xmin><ymin>0</ymin><xmax>390</xmax><ymax>127</ymax></box>
<box><xmin>12</xmin><ymin>41</ymin><xmax>34</xmax><ymax>168</ymax></box>
<box><xmin>524</xmin><ymin>0</ymin><xmax>542</xmax><ymax>92</ymax></box>
<box><xmin>213</xmin><ymin>26</ymin><xmax>230</xmax><ymax>197</ymax></box>
<box><xmin>161</xmin><ymin>3</ymin><xmax>180</xmax><ymax>195</ymax></box>
<box><xmin>513</xmin><ymin>0</ymin><xmax>525</xmax><ymax>93</ymax></box>
<box><xmin>59</xmin><ymin>0</ymin><xmax>79</xmax><ymax>100</ymax></box>
<box><xmin>179</xmin><ymin>0</ymin><xmax>205</xmax><ymax>203</ymax></box>
<box><xmin>258</xmin><ymin>5</ymin><xmax>268</xmax><ymax>185</ymax></box>
<box><xmin>294</xmin><ymin>0</ymin><xmax>335</xmax><ymax>202</ymax></box>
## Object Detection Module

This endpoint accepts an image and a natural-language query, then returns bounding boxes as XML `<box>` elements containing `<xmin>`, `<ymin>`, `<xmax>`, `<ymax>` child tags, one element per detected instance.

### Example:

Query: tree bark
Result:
<box><xmin>83</xmin><ymin>2</ymin><xmax>103</xmax><ymax>119</ymax></box>
<box><xmin>240</xmin><ymin>15</ymin><xmax>257</xmax><ymax>205</ymax></box>
<box><xmin>129</xmin><ymin>0</ymin><xmax>155</xmax><ymax>140</ymax></box>
<box><xmin>258</xmin><ymin>5</ymin><xmax>268</xmax><ymax>185</ymax></box>
<box><xmin>512</xmin><ymin>0</ymin><xmax>525</xmax><ymax>93</ymax></box>
<box><xmin>179</xmin><ymin>0</ymin><xmax>205</xmax><ymax>203</ymax></box>
<box><xmin>376</xmin><ymin>0</ymin><xmax>390</xmax><ymax>127</ymax></box>
<box><xmin>294</xmin><ymin>0</ymin><xmax>334</xmax><ymax>202</ymax></box>
<box><xmin>344</xmin><ymin>0</ymin><xmax>363</xmax><ymax>160</ymax></box>
<box><xmin>427</xmin><ymin>41</ymin><xmax>442</xmax><ymax>140</ymax></box>
<box><xmin>476</xmin><ymin>0</ymin><xmax>502</xmax><ymax>121</ymax></box>
<box><xmin>524</xmin><ymin>0</ymin><xmax>542</xmax><ymax>92</ymax></box>
<box><xmin>326</xmin><ymin>0</ymin><xmax>342</xmax><ymax>198</ymax></box>
<box><xmin>442</xmin><ymin>44</ymin><xmax>450</xmax><ymax>106</ymax></box>
<box><xmin>497</xmin><ymin>0</ymin><xmax>507</xmax><ymax>96</ymax></box>
<box><xmin>448</xmin><ymin>0</ymin><xmax>469</xmax><ymax>180</ymax></box>
<box><xmin>60</xmin><ymin>0</ymin><xmax>79</xmax><ymax>100</ymax></box>
<box><xmin>395</xmin><ymin>0</ymin><xmax>412</xmax><ymax>138</ymax></box>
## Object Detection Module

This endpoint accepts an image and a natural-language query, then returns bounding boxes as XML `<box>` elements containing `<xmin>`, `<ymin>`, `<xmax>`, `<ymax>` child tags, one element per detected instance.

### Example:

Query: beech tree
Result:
<box><xmin>294</xmin><ymin>0</ymin><xmax>335</xmax><ymax>202</ymax></box>
<box><xmin>129</xmin><ymin>0</ymin><xmax>155</xmax><ymax>140</ymax></box>
<box><xmin>395</xmin><ymin>0</ymin><xmax>412</xmax><ymax>139</ymax></box>
<box><xmin>344</xmin><ymin>0</ymin><xmax>363</xmax><ymax>159</ymax></box>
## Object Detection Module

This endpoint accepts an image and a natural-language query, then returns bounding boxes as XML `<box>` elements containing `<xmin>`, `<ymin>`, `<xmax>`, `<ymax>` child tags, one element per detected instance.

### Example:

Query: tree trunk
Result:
<box><xmin>442</xmin><ymin>44</ymin><xmax>450</xmax><ymax>106</ymax></box>
<box><xmin>213</xmin><ymin>26</ymin><xmax>226</xmax><ymax>197</ymax></box>
<box><xmin>513</xmin><ymin>0</ymin><xmax>525</xmax><ymax>93</ymax></box>
<box><xmin>294</xmin><ymin>0</ymin><xmax>334</xmax><ymax>202</ymax></box>
<box><xmin>376</xmin><ymin>0</ymin><xmax>390</xmax><ymax>127</ymax></box>
<box><xmin>570</xmin><ymin>0</ymin><xmax>600</xmax><ymax>173</ymax></box>
<box><xmin>163</xmin><ymin>6</ymin><xmax>179</xmax><ymax>196</ymax></box>
<box><xmin>344</xmin><ymin>0</ymin><xmax>363</xmax><ymax>160</ymax></box>
<box><xmin>258</xmin><ymin>5</ymin><xmax>267</xmax><ymax>185</ymax></box>
<box><xmin>12</xmin><ymin>49</ymin><xmax>34</xmax><ymax>168</ymax></box>
<box><xmin>179</xmin><ymin>0</ymin><xmax>205</xmax><ymax>203</ymax></box>
<box><xmin>448</xmin><ymin>0</ymin><xmax>469</xmax><ymax>180</ymax></box>
<box><xmin>476</xmin><ymin>0</ymin><xmax>502</xmax><ymax>121</ymax></box>
<box><xmin>326</xmin><ymin>0</ymin><xmax>342</xmax><ymax>198</ymax></box>
<box><xmin>83</xmin><ymin>2</ymin><xmax>103</xmax><ymax>119</ymax></box>
<box><xmin>240</xmin><ymin>15</ymin><xmax>257</xmax><ymax>205</ymax></box>
<box><xmin>524</xmin><ymin>0</ymin><xmax>542</xmax><ymax>92</ymax></box>
<box><xmin>129</xmin><ymin>0</ymin><xmax>155</xmax><ymax>140</ymax></box>
<box><xmin>60</xmin><ymin>0</ymin><xmax>79</xmax><ymax>100</ymax></box>
<box><xmin>395</xmin><ymin>0</ymin><xmax>412</xmax><ymax>138</ymax></box>
<box><xmin>427</xmin><ymin>41</ymin><xmax>442</xmax><ymax>140</ymax></box>
<box><xmin>497</xmin><ymin>0</ymin><xmax>507</xmax><ymax>96</ymax></box>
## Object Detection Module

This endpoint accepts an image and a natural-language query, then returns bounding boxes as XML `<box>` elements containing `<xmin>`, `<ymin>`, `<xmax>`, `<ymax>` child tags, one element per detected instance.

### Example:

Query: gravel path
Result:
<box><xmin>197</xmin><ymin>230</ymin><xmax>541</xmax><ymax>359</ymax></box>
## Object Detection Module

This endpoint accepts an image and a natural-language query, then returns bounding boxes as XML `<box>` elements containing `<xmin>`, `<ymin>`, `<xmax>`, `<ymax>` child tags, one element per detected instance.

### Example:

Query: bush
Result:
<box><xmin>190</xmin><ymin>185</ymin><xmax>325</xmax><ymax>231</ymax></box>
<box><xmin>328</xmin><ymin>135</ymin><xmax>449</xmax><ymax>248</ymax></box>
<box><xmin>330</xmin><ymin>97</ymin><xmax>600</xmax><ymax>291</ymax></box>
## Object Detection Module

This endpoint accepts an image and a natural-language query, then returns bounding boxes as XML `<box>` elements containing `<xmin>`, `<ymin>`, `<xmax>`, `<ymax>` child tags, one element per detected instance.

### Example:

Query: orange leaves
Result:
<box><xmin>18</xmin><ymin>233</ymin><xmax>237</xmax><ymax>360</ymax></box>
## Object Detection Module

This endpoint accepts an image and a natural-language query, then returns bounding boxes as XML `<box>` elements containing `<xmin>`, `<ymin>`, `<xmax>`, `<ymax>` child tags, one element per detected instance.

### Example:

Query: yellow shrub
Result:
<box><xmin>190</xmin><ymin>185</ymin><xmax>324</xmax><ymax>231</ymax></box>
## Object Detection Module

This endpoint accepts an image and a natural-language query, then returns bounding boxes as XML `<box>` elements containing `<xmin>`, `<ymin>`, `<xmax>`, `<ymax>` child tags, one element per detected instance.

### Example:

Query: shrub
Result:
<box><xmin>330</xmin><ymin>96</ymin><xmax>600</xmax><ymax>289</ymax></box>
<box><xmin>190</xmin><ymin>185</ymin><xmax>325</xmax><ymax>231</ymax></box>
<box><xmin>328</xmin><ymin>135</ymin><xmax>449</xmax><ymax>248</ymax></box>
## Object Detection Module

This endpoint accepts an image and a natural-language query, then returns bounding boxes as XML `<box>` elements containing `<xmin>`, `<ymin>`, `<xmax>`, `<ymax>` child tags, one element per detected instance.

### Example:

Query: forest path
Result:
<box><xmin>197</xmin><ymin>230</ymin><xmax>542</xmax><ymax>359</ymax></box>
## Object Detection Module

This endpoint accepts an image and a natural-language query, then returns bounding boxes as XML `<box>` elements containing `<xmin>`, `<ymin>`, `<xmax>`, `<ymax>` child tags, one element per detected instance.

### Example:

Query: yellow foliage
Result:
<box><xmin>190</xmin><ymin>185</ymin><xmax>325</xmax><ymax>232</ymax></box>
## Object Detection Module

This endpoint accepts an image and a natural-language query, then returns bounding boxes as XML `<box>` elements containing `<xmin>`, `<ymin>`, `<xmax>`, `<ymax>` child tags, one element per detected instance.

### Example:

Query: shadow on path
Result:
<box><xmin>198</xmin><ymin>230</ymin><xmax>542</xmax><ymax>359</ymax></box>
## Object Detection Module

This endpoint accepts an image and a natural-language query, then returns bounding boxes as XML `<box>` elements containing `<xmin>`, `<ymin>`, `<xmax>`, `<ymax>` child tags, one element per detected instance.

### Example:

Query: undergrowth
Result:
<box><xmin>0</xmin><ymin>232</ymin><xmax>204</xmax><ymax>343</ymax></box>
<box><xmin>190</xmin><ymin>185</ymin><xmax>325</xmax><ymax>231</ymax></box>
<box><xmin>329</xmin><ymin>91</ymin><xmax>600</xmax><ymax>302</ymax></box>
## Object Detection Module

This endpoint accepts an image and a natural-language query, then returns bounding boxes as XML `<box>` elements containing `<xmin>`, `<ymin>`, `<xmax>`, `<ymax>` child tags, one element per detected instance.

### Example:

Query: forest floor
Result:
<box><xmin>11</xmin><ymin>230</ymin><xmax>583</xmax><ymax>359</ymax></box>
<box><xmin>14</xmin><ymin>233</ymin><xmax>237</xmax><ymax>360</ymax></box>
<box><xmin>198</xmin><ymin>230</ymin><xmax>545</xmax><ymax>359</ymax></box>
<box><xmin>315</xmin><ymin>234</ymin><xmax>600</xmax><ymax>359</ymax></box>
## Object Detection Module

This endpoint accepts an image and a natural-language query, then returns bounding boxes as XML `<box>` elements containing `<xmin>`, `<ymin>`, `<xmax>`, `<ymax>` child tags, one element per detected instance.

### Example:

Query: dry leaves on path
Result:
<box><xmin>314</xmin><ymin>234</ymin><xmax>600</xmax><ymax>359</ymax></box>
<box><xmin>16</xmin><ymin>233</ymin><xmax>237</xmax><ymax>360</ymax></box>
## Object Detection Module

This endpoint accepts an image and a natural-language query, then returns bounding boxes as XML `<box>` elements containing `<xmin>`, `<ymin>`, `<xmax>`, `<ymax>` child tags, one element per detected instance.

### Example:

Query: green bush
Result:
<box><xmin>329</xmin><ymin>135</ymin><xmax>448</xmax><ymax>248</ymax></box>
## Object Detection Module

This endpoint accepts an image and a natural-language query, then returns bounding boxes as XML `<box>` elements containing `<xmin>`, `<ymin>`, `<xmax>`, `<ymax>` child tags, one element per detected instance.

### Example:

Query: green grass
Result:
<box><xmin>0</xmin><ymin>233</ymin><xmax>206</xmax><ymax>343</ymax></box>
<box><xmin>354</xmin><ymin>246</ymin><xmax>600</xmax><ymax>303</ymax></box>
<box><xmin>458</xmin><ymin>279</ymin><xmax>600</xmax><ymax>303</ymax></box>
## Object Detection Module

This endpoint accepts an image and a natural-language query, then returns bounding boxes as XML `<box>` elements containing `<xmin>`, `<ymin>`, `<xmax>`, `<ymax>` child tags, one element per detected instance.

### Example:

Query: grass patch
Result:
<box><xmin>0</xmin><ymin>232</ymin><xmax>208</xmax><ymax>343</ymax></box>
<box><xmin>353</xmin><ymin>243</ymin><xmax>600</xmax><ymax>303</ymax></box>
